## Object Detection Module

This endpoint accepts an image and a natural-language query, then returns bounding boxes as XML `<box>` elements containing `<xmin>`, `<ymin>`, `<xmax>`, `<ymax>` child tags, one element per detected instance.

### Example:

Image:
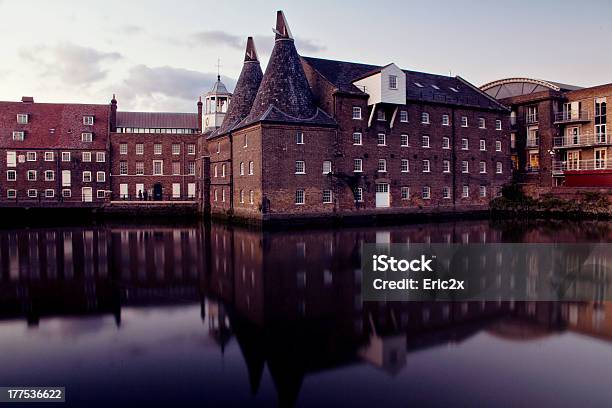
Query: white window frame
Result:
<box><xmin>62</xmin><ymin>152</ymin><xmax>71</xmax><ymax>162</ymax></box>
<box><xmin>461</xmin><ymin>116</ymin><xmax>468</xmax><ymax>127</ymax></box>
<box><xmin>322</xmin><ymin>189</ymin><xmax>333</xmax><ymax>204</ymax></box>
<box><xmin>462</xmin><ymin>161</ymin><xmax>469</xmax><ymax>173</ymax></box>
<box><xmin>400</xmin><ymin>111</ymin><xmax>408</xmax><ymax>123</ymax></box>
<box><xmin>442</xmin><ymin>137</ymin><xmax>450</xmax><ymax>149</ymax></box>
<box><xmin>322</xmin><ymin>160</ymin><xmax>332</xmax><ymax>174</ymax></box>
<box><xmin>478</xmin><ymin>117</ymin><xmax>486</xmax><ymax>129</ymax></box>
<box><xmin>480</xmin><ymin>139</ymin><xmax>486</xmax><ymax>151</ymax></box>
<box><xmin>479</xmin><ymin>161</ymin><xmax>487</xmax><ymax>174</ymax></box>
<box><xmin>296</xmin><ymin>132</ymin><xmax>304</xmax><ymax>145</ymax></box>
<box><xmin>17</xmin><ymin>114</ymin><xmax>29</xmax><ymax>124</ymax></box>
<box><xmin>295</xmin><ymin>189</ymin><xmax>305</xmax><ymax>205</ymax></box>
<box><xmin>7</xmin><ymin>189</ymin><xmax>17</xmax><ymax>199</ymax></box>
<box><xmin>7</xmin><ymin>170</ymin><xmax>17</xmax><ymax>181</ymax></box>
<box><xmin>479</xmin><ymin>185</ymin><xmax>487</xmax><ymax>197</ymax></box>
<box><xmin>422</xmin><ymin>186</ymin><xmax>431</xmax><ymax>200</ymax></box>
<box><xmin>352</xmin><ymin>107</ymin><xmax>362</xmax><ymax>120</ymax></box>
<box><xmin>27</xmin><ymin>189</ymin><xmax>38</xmax><ymax>198</ymax></box>
<box><xmin>153</xmin><ymin>160</ymin><xmax>163</xmax><ymax>175</ymax></box>
<box><xmin>45</xmin><ymin>189</ymin><xmax>55</xmax><ymax>198</ymax></box>
<box><xmin>496</xmin><ymin>162</ymin><xmax>503</xmax><ymax>174</ymax></box>
<box><xmin>401</xmin><ymin>159</ymin><xmax>409</xmax><ymax>173</ymax></box>
<box><xmin>388</xmin><ymin>75</ymin><xmax>398</xmax><ymax>90</ymax></box>
<box><xmin>82</xmin><ymin>152</ymin><xmax>91</xmax><ymax>162</ymax></box>
<box><xmin>401</xmin><ymin>186</ymin><xmax>410</xmax><ymax>200</ymax></box>
<box><xmin>81</xmin><ymin>132</ymin><xmax>93</xmax><ymax>142</ymax></box>
<box><xmin>26</xmin><ymin>151</ymin><xmax>36</xmax><ymax>161</ymax></box>
<box><xmin>443</xmin><ymin>186</ymin><xmax>451</xmax><ymax>199</ymax></box>
<box><xmin>353</xmin><ymin>158</ymin><xmax>363</xmax><ymax>173</ymax></box>
<box><xmin>154</xmin><ymin>143</ymin><xmax>162</xmax><ymax>155</ymax></box>
<box><xmin>422</xmin><ymin>159</ymin><xmax>430</xmax><ymax>173</ymax></box>
<box><xmin>82</xmin><ymin>171</ymin><xmax>92</xmax><ymax>182</ymax></box>
<box><xmin>249</xmin><ymin>161</ymin><xmax>254</xmax><ymax>175</ymax></box>
<box><xmin>377</xmin><ymin>133</ymin><xmax>386</xmax><ymax>146</ymax></box>
<box><xmin>354</xmin><ymin>187</ymin><xmax>363</xmax><ymax>202</ymax></box>
<box><xmin>295</xmin><ymin>160</ymin><xmax>305</xmax><ymax>174</ymax></box>
<box><xmin>422</xmin><ymin>135</ymin><xmax>430</xmax><ymax>148</ymax></box>
<box><xmin>421</xmin><ymin>112</ymin><xmax>430</xmax><ymax>124</ymax></box>
<box><xmin>400</xmin><ymin>134</ymin><xmax>409</xmax><ymax>147</ymax></box>
<box><xmin>172</xmin><ymin>144</ymin><xmax>181</xmax><ymax>155</ymax></box>
<box><xmin>44</xmin><ymin>170</ymin><xmax>55</xmax><ymax>181</ymax></box>
<box><xmin>27</xmin><ymin>170</ymin><xmax>37</xmax><ymax>181</ymax></box>
<box><xmin>12</xmin><ymin>131</ymin><xmax>25</xmax><ymax>141</ymax></box>
<box><xmin>136</xmin><ymin>143</ymin><xmax>144</xmax><ymax>155</ymax></box>
<box><xmin>495</xmin><ymin>120</ymin><xmax>502</xmax><ymax>130</ymax></box>
<box><xmin>96</xmin><ymin>152</ymin><xmax>105</xmax><ymax>162</ymax></box>
<box><xmin>495</xmin><ymin>140</ymin><xmax>502</xmax><ymax>152</ymax></box>
<box><xmin>442</xmin><ymin>115</ymin><xmax>450</xmax><ymax>126</ymax></box>
<box><xmin>119</xmin><ymin>143</ymin><xmax>128</xmax><ymax>155</ymax></box>
<box><xmin>353</xmin><ymin>132</ymin><xmax>362</xmax><ymax>146</ymax></box>
<box><xmin>83</xmin><ymin>116</ymin><xmax>94</xmax><ymax>125</ymax></box>
<box><xmin>187</xmin><ymin>143</ymin><xmax>196</xmax><ymax>154</ymax></box>
<box><xmin>377</xmin><ymin>159</ymin><xmax>387</xmax><ymax>173</ymax></box>
<box><xmin>443</xmin><ymin>160</ymin><xmax>450</xmax><ymax>173</ymax></box>
<box><xmin>462</xmin><ymin>185</ymin><xmax>469</xmax><ymax>198</ymax></box>
<box><xmin>96</xmin><ymin>171</ymin><xmax>106</xmax><ymax>182</ymax></box>
<box><xmin>461</xmin><ymin>138</ymin><xmax>469</xmax><ymax>150</ymax></box>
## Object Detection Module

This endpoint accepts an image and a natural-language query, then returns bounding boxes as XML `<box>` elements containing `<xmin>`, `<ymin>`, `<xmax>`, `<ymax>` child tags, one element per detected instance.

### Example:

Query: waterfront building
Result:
<box><xmin>481</xmin><ymin>78</ymin><xmax>612</xmax><ymax>188</ymax></box>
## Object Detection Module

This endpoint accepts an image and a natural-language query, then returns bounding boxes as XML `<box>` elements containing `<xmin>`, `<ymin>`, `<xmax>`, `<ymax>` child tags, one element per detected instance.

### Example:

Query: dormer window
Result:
<box><xmin>83</xmin><ymin>116</ymin><xmax>94</xmax><ymax>125</ymax></box>
<box><xmin>12</xmin><ymin>131</ymin><xmax>25</xmax><ymax>141</ymax></box>
<box><xmin>414</xmin><ymin>82</ymin><xmax>424</xmax><ymax>88</ymax></box>
<box><xmin>377</xmin><ymin>110</ymin><xmax>386</xmax><ymax>121</ymax></box>
<box><xmin>17</xmin><ymin>114</ymin><xmax>28</xmax><ymax>124</ymax></box>
<box><xmin>450</xmin><ymin>87</ymin><xmax>459</xmax><ymax>93</ymax></box>
<box><xmin>388</xmin><ymin>75</ymin><xmax>398</xmax><ymax>90</ymax></box>
<box><xmin>431</xmin><ymin>84</ymin><xmax>440</xmax><ymax>90</ymax></box>
<box><xmin>81</xmin><ymin>132</ymin><xmax>93</xmax><ymax>142</ymax></box>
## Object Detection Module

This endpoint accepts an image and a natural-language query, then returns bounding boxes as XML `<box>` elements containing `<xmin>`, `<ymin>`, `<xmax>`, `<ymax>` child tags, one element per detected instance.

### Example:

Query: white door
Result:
<box><xmin>187</xmin><ymin>183</ymin><xmax>196</xmax><ymax>199</ymax></box>
<box><xmin>172</xmin><ymin>183</ymin><xmax>181</xmax><ymax>199</ymax></box>
<box><xmin>375</xmin><ymin>183</ymin><xmax>390</xmax><ymax>208</ymax></box>
<box><xmin>119</xmin><ymin>183</ymin><xmax>128</xmax><ymax>199</ymax></box>
<box><xmin>82</xmin><ymin>187</ymin><xmax>93</xmax><ymax>202</ymax></box>
<box><xmin>136</xmin><ymin>183</ymin><xmax>144</xmax><ymax>199</ymax></box>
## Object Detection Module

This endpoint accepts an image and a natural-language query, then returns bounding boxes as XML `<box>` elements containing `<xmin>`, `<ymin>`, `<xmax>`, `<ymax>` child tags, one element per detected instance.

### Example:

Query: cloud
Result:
<box><xmin>19</xmin><ymin>43</ymin><xmax>122</xmax><ymax>85</ymax></box>
<box><xmin>119</xmin><ymin>25</ymin><xmax>144</xmax><ymax>35</ymax></box>
<box><xmin>191</xmin><ymin>30</ymin><xmax>325</xmax><ymax>55</ymax></box>
<box><xmin>113</xmin><ymin>64</ymin><xmax>236</xmax><ymax>111</ymax></box>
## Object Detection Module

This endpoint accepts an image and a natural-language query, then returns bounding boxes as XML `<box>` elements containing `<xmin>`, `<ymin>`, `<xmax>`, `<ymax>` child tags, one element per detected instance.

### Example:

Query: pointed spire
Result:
<box><xmin>273</xmin><ymin>10</ymin><xmax>293</xmax><ymax>41</ymax></box>
<box><xmin>244</xmin><ymin>36</ymin><xmax>259</xmax><ymax>62</ymax></box>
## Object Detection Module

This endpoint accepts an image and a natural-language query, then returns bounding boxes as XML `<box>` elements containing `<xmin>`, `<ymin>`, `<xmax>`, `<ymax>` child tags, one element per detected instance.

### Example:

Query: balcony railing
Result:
<box><xmin>526</xmin><ymin>114</ymin><xmax>538</xmax><ymax>124</ymax></box>
<box><xmin>554</xmin><ymin>110</ymin><xmax>590</xmax><ymax>124</ymax></box>
<box><xmin>526</xmin><ymin>165</ymin><xmax>540</xmax><ymax>172</ymax></box>
<box><xmin>552</xmin><ymin>159</ymin><xmax>612</xmax><ymax>173</ymax></box>
<box><xmin>553</xmin><ymin>132</ymin><xmax>611</xmax><ymax>148</ymax></box>
<box><xmin>526</xmin><ymin>138</ymin><xmax>540</xmax><ymax>147</ymax></box>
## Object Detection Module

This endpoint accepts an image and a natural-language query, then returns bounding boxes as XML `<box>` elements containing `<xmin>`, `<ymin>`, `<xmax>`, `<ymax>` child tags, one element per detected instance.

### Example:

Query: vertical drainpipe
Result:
<box><xmin>451</xmin><ymin>106</ymin><xmax>457</xmax><ymax>208</ymax></box>
<box><xmin>229</xmin><ymin>131</ymin><xmax>234</xmax><ymax>213</ymax></box>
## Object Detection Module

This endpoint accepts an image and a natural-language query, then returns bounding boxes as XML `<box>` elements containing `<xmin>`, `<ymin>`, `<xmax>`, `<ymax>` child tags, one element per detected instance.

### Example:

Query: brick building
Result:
<box><xmin>0</xmin><ymin>97</ymin><xmax>111</xmax><ymax>206</ymax></box>
<box><xmin>207</xmin><ymin>11</ymin><xmax>512</xmax><ymax>222</ymax></box>
<box><xmin>481</xmin><ymin>78</ymin><xmax>611</xmax><ymax>188</ymax></box>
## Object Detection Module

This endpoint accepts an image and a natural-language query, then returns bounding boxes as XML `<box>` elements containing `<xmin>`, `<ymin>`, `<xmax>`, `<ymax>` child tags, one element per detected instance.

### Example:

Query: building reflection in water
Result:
<box><xmin>0</xmin><ymin>219</ymin><xmax>611</xmax><ymax>406</ymax></box>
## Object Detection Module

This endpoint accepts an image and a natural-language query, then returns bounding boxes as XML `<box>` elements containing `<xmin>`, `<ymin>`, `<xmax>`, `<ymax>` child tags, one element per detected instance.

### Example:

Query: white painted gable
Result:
<box><xmin>352</xmin><ymin>63</ymin><xmax>406</xmax><ymax>105</ymax></box>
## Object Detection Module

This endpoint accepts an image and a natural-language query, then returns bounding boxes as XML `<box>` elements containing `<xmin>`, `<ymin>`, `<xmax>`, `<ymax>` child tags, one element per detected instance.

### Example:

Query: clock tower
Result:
<box><xmin>203</xmin><ymin>75</ymin><xmax>231</xmax><ymax>132</ymax></box>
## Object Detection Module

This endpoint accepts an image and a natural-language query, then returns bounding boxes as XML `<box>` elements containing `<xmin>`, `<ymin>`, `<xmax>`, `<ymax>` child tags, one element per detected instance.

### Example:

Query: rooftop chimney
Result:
<box><xmin>21</xmin><ymin>96</ymin><xmax>34</xmax><ymax>103</ymax></box>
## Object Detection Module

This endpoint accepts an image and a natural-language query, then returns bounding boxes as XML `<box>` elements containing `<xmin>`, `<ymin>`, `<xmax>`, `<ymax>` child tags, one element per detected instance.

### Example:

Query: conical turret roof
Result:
<box><xmin>212</xmin><ymin>37</ymin><xmax>263</xmax><ymax>138</ymax></box>
<box><xmin>240</xmin><ymin>11</ymin><xmax>335</xmax><ymax>128</ymax></box>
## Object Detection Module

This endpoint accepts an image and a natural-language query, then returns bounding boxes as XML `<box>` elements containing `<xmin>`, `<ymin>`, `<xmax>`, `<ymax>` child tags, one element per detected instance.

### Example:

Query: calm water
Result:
<box><xmin>0</xmin><ymin>219</ymin><xmax>611</xmax><ymax>407</ymax></box>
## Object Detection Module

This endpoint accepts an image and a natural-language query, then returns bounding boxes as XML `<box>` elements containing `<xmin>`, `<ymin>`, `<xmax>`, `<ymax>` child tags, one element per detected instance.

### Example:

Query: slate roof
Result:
<box><xmin>211</xmin><ymin>37</ymin><xmax>264</xmax><ymax>138</ymax></box>
<box><xmin>239</xmin><ymin>11</ymin><xmax>336</xmax><ymax>129</ymax></box>
<box><xmin>301</xmin><ymin>56</ymin><xmax>509</xmax><ymax>112</ymax></box>
<box><xmin>207</xmin><ymin>76</ymin><xmax>231</xmax><ymax>96</ymax></box>
<box><xmin>116</xmin><ymin>111</ymin><xmax>199</xmax><ymax>129</ymax></box>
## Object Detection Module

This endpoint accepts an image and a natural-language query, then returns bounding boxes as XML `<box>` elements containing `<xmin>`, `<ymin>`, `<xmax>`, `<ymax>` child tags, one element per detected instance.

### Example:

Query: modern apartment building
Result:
<box><xmin>481</xmin><ymin>78</ymin><xmax>611</xmax><ymax>188</ymax></box>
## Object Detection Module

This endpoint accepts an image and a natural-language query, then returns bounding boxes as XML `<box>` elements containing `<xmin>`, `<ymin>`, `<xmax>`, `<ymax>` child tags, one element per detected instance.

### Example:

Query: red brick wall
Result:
<box><xmin>208</xmin><ymin>134</ymin><xmax>233</xmax><ymax>214</ymax></box>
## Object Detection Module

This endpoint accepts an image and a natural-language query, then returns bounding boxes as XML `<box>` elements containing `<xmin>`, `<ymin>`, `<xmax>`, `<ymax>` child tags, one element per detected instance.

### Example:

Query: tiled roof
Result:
<box><xmin>240</xmin><ymin>11</ymin><xmax>336</xmax><ymax>129</ymax></box>
<box><xmin>116</xmin><ymin>111</ymin><xmax>199</xmax><ymax>129</ymax></box>
<box><xmin>0</xmin><ymin>101</ymin><xmax>110</xmax><ymax>149</ymax></box>
<box><xmin>301</xmin><ymin>57</ymin><xmax>509</xmax><ymax>112</ymax></box>
<box><xmin>211</xmin><ymin>37</ymin><xmax>264</xmax><ymax>138</ymax></box>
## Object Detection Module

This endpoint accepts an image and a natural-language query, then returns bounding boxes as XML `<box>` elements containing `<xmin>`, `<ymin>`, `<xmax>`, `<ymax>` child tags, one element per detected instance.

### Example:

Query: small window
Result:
<box><xmin>216</xmin><ymin>142</ymin><xmax>221</xmax><ymax>154</ymax></box>
<box><xmin>240</xmin><ymin>162</ymin><xmax>244</xmax><ymax>176</ymax></box>
<box><xmin>27</xmin><ymin>189</ymin><xmax>38</xmax><ymax>198</ymax></box>
<box><xmin>119</xmin><ymin>161</ymin><xmax>128</xmax><ymax>175</ymax></box>
<box><xmin>353</xmin><ymin>159</ymin><xmax>363</xmax><ymax>172</ymax></box>
<box><xmin>296</xmin><ymin>132</ymin><xmax>304</xmax><ymax>145</ymax></box>
<box><xmin>401</xmin><ymin>159</ymin><xmax>409</xmax><ymax>172</ymax></box>
<box><xmin>221</xmin><ymin>164</ymin><xmax>226</xmax><ymax>177</ymax></box>
<box><xmin>249</xmin><ymin>161</ymin><xmax>254</xmax><ymax>175</ymax></box>
<box><xmin>7</xmin><ymin>189</ymin><xmax>17</xmax><ymax>199</ymax></box>
<box><xmin>388</xmin><ymin>75</ymin><xmax>398</xmax><ymax>89</ymax></box>
<box><xmin>295</xmin><ymin>189</ymin><xmax>305</xmax><ymax>205</ymax></box>
<box><xmin>462</xmin><ymin>161</ymin><xmax>469</xmax><ymax>173</ymax></box>
<box><xmin>442</xmin><ymin>114</ymin><xmax>450</xmax><ymax>126</ymax></box>
<box><xmin>239</xmin><ymin>190</ymin><xmax>244</xmax><ymax>203</ymax></box>
<box><xmin>17</xmin><ymin>114</ymin><xmax>29</xmax><ymax>124</ymax></box>
<box><xmin>431</xmin><ymin>84</ymin><xmax>440</xmax><ymax>90</ymax></box>
<box><xmin>377</xmin><ymin>159</ymin><xmax>387</xmax><ymax>172</ymax></box>
<box><xmin>97</xmin><ymin>190</ymin><xmax>106</xmax><ymax>199</ymax></box>
<box><xmin>443</xmin><ymin>160</ymin><xmax>450</xmax><ymax>173</ymax></box>
<box><xmin>82</xmin><ymin>152</ymin><xmax>91</xmax><ymax>162</ymax></box>
<box><xmin>421</xmin><ymin>112</ymin><xmax>430</xmax><ymax>124</ymax></box>
<box><xmin>62</xmin><ymin>152</ymin><xmax>71</xmax><ymax>162</ymax></box>
<box><xmin>442</xmin><ymin>137</ymin><xmax>450</xmax><ymax>149</ymax></box>
<box><xmin>443</xmin><ymin>186</ymin><xmax>451</xmax><ymax>199</ymax></box>
<box><xmin>461</xmin><ymin>116</ymin><xmax>468</xmax><ymax>127</ymax></box>
<box><xmin>44</xmin><ymin>170</ymin><xmax>54</xmax><ymax>181</ymax></box>
<box><xmin>295</xmin><ymin>160</ymin><xmax>305</xmax><ymax>174</ymax></box>
<box><xmin>82</xmin><ymin>171</ymin><xmax>92</xmax><ymax>182</ymax></box>
<box><xmin>377</xmin><ymin>110</ymin><xmax>386</xmax><ymax>121</ymax></box>
<box><xmin>353</xmin><ymin>132</ymin><xmax>362</xmax><ymax>145</ymax></box>
<box><xmin>323</xmin><ymin>189</ymin><xmax>333</xmax><ymax>204</ymax></box>
<box><xmin>136</xmin><ymin>162</ymin><xmax>144</xmax><ymax>175</ymax></box>
<box><xmin>83</xmin><ymin>116</ymin><xmax>94</xmax><ymax>125</ymax></box>
<box><xmin>7</xmin><ymin>170</ymin><xmax>16</xmax><ymax>181</ymax></box>
<box><xmin>496</xmin><ymin>162</ymin><xmax>503</xmax><ymax>174</ymax></box>
<box><xmin>401</xmin><ymin>186</ymin><xmax>410</xmax><ymax>200</ymax></box>
<box><xmin>478</xmin><ymin>117</ymin><xmax>486</xmax><ymax>129</ymax></box>
<box><xmin>414</xmin><ymin>82</ymin><xmax>424</xmax><ymax>88</ymax></box>
<box><xmin>495</xmin><ymin>120</ymin><xmax>502</xmax><ymax>130</ymax></box>
<box><xmin>450</xmin><ymin>87</ymin><xmax>459</xmax><ymax>93</ymax></box>
<box><xmin>44</xmin><ymin>152</ymin><xmax>54</xmax><ymax>161</ymax></box>
<box><xmin>26</xmin><ymin>151</ymin><xmax>36</xmax><ymax>161</ymax></box>
<box><xmin>45</xmin><ymin>189</ymin><xmax>55</xmax><ymax>198</ymax></box>
<box><xmin>323</xmin><ymin>160</ymin><xmax>332</xmax><ymax>174</ymax></box>
<box><xmin>96</xmin><ymin>152</ymin><xmax>105</xmax><ymax>162</ymax></box>
<box><xmin>354</xmin><ymin>187</ymin><xmax>363</xmax><ymax>202</ymax></box>
<box><xmin>119</xmin><ymin>143</ymin><xmax>128</xmax><ymax>155</ymax></box>
<box><xmin>479</xmin><ymin>161</ymin><xmax>487</xmax><ymax>173</ymax></box>
<box><xmin>136</xmin><ymin>143</ymin><xmax>144</xmax><ymax>155</ymax></box>
<box><xmin>352</xmin><ymin>107</ymin><xmax>362</xmax><ymax>120</ymax></box>
<box><xmin>81</xmin><ymin>132</ymin><xmax>93</xmax><ymax>142</ymax></box>
<box><xmin>400</xmin><ymin>111</ymin><xmax>408</xmax><ymax>122</ymax></box>
<box><xmin>243</xmin><ymin>134</ymin><xmax>248</xmax><ymax>148</ymax></box>
<box><xmin>62</xmin><ymin>189</ymin><xmax>72</xmax><ymax>198</ymax></box>
<box><xmin>479</xmin><ymin>185</ymin><xmax>487</xmax><ymax>197</ymax></box>
<box><xmin>462</xmin><ymin>185</ymin><xmax>469</xmax><ymax>198</ymax></box>
<box><xmin>249</xmin><ymin>190</ymin><xmax>254</xmax><ymax>204</ymax></box>
<box><xmin>153</xmin><ymin>160</ymin><xmax>163</xmax><ymax>175</ymax></box>
<box><xmin>422</xmin><ymin>186</ymin><xmax>431</xmax><ymax>200</ymax></box>
<box><xmin>480</xmin><ymin>139</ymin><xmax>486</xmax><ymax>151</ymax></box>
<box><xmin>172</xmin><ymin>144</ymin><xmax>180</xmax><ymax>155</ymax></box>
<box><xmin>96</xmin><ymin>171</ymin><xmax>106</xmax><ymax>182</ymax></box>
<box><xmin>461</xmin><ymin>138</ymin><xmax>469</xmax><ymax>150</ymax></box>
<box><xmin>187</xmin><ymin>144</ymin><xmax>196</xmax><ymax>154</ymax></box>
<box><xmin>377</xmin><ymin>133</ymin><xmax>386</xmax><ymax>146</ymax></box>
<box><xmin>495</xmin><ymin>141</ymin><xmax>502</xmax><ymax>152</ymax></box>
<box><xmin>422</xmin><ymin>135</ymin><xmax>430</xmax><ymax>148</ymax></box>
<box><xmin>401</xmin><ymin>134</ymin><xmax>409</xmax><ymax>147</ymax></box>
<box><xmin>154</xmin><ymin>144</ymin><xmax>162</xmax><ymax>155</ymax></box>
<box><xmin>187</xmin><ymin>161</ymin><xmax>195</xmax><ymax>175</ymax></box>
<box><xmin>27</xmin><ymin>170</ymin><xmax>37</xmax><ymax>181</ymax></box>
<box><xmin>422</xmin><ymin>159</ymin><xmax>430</xmax><ymax>173</ymax></box>
<box><xmin>12</xmin><ymin>131</ymin><xmax>25</xmax><ymax>141</ymax></box>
